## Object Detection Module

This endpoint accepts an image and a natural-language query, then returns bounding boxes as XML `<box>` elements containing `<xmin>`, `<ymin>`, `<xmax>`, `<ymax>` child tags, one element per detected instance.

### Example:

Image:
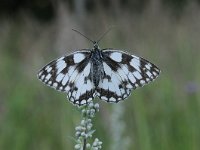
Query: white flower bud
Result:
<box><xmin>81</xmin><ymin>132</ymin><xmax>86</xmax><ymax>137</ymax></box>
<box><xmin>75</xmin><ymin>131</ymin><xmax>80</xmax><ymax>137</ymax></box>
<box><xmin>89</xmin><ymin>102</ymin><xmax>94</xmax><ymax>108</ymax></box>
<box><xmin>81</xmin><ymin>120</ymin><xmax>85</xmax><ymax>126</ymax></box>
<box><xmin>94</xmin><ymin>103</ymin><xmax>99</xmax><ymax>109</ymax></box>
<box><xmin>86</xmin><ymin>143</ymin><xmax>91</xmax><ymax>148</ymax></box>
<box><xmin>74</xmin><ymin>144</ymin><xmax>81</xmax><ymax>149</ymax></box>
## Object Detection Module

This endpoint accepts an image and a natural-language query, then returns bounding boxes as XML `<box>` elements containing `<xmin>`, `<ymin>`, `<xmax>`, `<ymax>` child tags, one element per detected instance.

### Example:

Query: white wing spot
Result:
<box><xmin>126</xmin><ymin>89</ymin><xmax>131</xmax><ymax>93</ymax></box>
<box><xmin>153</xmin><ymin>72</ymin><xmax>157</xmax><ymax>76</ymax></box>
<box><xmin>133</xmin><ymin>71</ymin><xmax>142</xmax><ymax>80</ymax></box>
<box><xmin>118</xmin><ymin>97</ymin><xmax>122</xmax><ymax>100</ymax></box>
<box><xmin>146</xmin><ymin>71</ymin><xmax>152</xmax><ymax>77</ymax></box>
<box><xmin>70</xmin><ymin>97</ymin><xmax>75</xmax><ymax>102</ymax></box>
<box><xmin>148</xmin><ymin>63</ymin><xmax>152</xmax><ymax>68</ymax></box>
<box><xmin>150</xmin><ymin>75</ymin><xmax>154</xmax><ymax>79</ymax></box>
<box><xmin>56</xmin><ymin>73</ymin><xmax>64</xmax><ymax>82</ymax></box>
<box><xmin>128</xmin><ymin>73</ymin><xmax>136</xmax><ymax>84</ymax></box>
<box><xmin>86</xmin><ymin>80</ymin><xmax>93</xmax><ymax>91</ymax></box>
<box><xmin>62</xmin><ymin>75</ymin><xmax>69</xmax><ymax>86</ymax></box>
<box><xmin>71</xmin><ymin>91</ymin><xmax>76</xmax><ymax>98</ymax></box>
<box><xmin>123</xmin><ymin>94</ymin><xmax>128</xmax><ymax>99</ymax></box>
<box><xmin>81</xmin><ymin>100</ymin><xmax>87</xmax><ymax>105</ymax></box>
<box><xmin>38</xmin><ymin>72</ymin><xmax>42</xmax><ymax>76</ymax></box>
<box><xmin>130</xmin><ymin>57</ymin><xmax>141</xmax><ymax>72</ymax></box>
<box><xmin>155</xmin><ymin>68</ymin><xmax>160</xmax><ymax>72</ymax></box>
<box><xmin>126</xmin><ymin>84</ymin><xmax>133</xmax><ymax>89</ymax></box>
<box><xmin>56</xmin><ymin>60</ymin><xmax>66</xmax><ymax>73</ymax></box>
<box><xmin>69</xmin><ymin>70</ymin><xmax>79</xmax><ymax>82</ymax></box>
<box><xmin>102</xmin><ymin>73</ymin><xmax>109</xmax><ymax>92</ymax></box>
<box><xmin>70</xmin><ymin>98</ymin><xmax>75</xmax><ymax>102</ymax></box>
<box><xmin>110</xmin><ymin>52</ymin><xmax>122</xmax><ymax>62</ymax></box>
<box><xmin>41</xmin><ymin>75</ymin><xmax>45</xmax><ymax>80</ymax></box>
<box><xmin>46</xmin><ymin>67</ymin><xmax>52</xmax><ymax>73</ymax></box>
<box><xmin>140</xmin><ymin>80</ymin><xmax>145</xmax><ymax>84</ymax></box>
<box><xmin>53</xmin><ymin>82</ymin><xmax>58</xmax><ymax>88</ymax></box>
<box><xmin>83</xmin><ymin>63</ymin><xmax>91</xmax><ymax>76</ymax></box>
<box><xmin>45</xmin><ymin>74</ymin><xmax>51</xmax><ymax>80</ymax></box>
<box><xmin>68</xmin><ymin>92</ymin><xmax>72</xmax><ymax>97</ymax></box>
<box><xmin>65</xmin><ymin>86</ymin><xmax>70</xmax><ymax>92</ymax></box>
<box><xmin>45</xmin><ymin>65</ymin><xmax>50</xmax><ymax>69</ymax></box>
<box><xmin>121</xmin><ymin>65</ymin><xmax>129</xmax><ymax>74</ymax></box>
<box><xmin>117</xmin><ymin>68</ymin><xmax>127</xmax><ymax>80</ymax></box>
<box><xmin>108</xmin><ymin>81</ymin><xmax>121</xmax><ymax>96</ymax></box>
<box><xmin>101</xmin><ymin>96</ymin><xmax>108</xmax><ymax>100</ymax></box>
<box><xmin>73</xmin><ymin>53</ymin><xmax>85</xmax><ymax>63</ymax></box>
<box><xmin>145</xmin><ymin>64</ymin><xmax>151</xmax><ymax>70</ymax></box>
<box><xmin>68</xmin><ymin>66</ymin><xmax>76</xmax><ymax>77</ymax></box>
<box><xmin>121</xmin><ymin>88</ymin><xmax>125</xmax><ymax>94</ymax></box>
<box><xmin>110</xmin><ymin>97</ymin><xmax>116</xmax><ymax>102</ymax></box>
<box><xmin>88</xmin><ymin>98</ymin><xmax>93</xmax><ymax>102</ymax></box>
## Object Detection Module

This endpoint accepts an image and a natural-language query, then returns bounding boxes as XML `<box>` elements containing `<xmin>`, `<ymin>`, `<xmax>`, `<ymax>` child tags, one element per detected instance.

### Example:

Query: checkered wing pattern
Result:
<box><xmin>37</xmin><ymin>50</ymin><xmax>95</xmax><ymax>105</ymax></box>
<box><xmin>38</xmin><ymin>48</ymin><xmax>160</xmax><ymax>106</ymax></box>
<box><xmin>96</xmin><ymin>49</ymin><xmax>160</xmax><ymax>103</ymax></box>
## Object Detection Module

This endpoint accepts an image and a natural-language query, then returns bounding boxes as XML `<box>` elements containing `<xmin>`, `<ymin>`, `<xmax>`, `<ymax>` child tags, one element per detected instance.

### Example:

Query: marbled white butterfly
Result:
<box><xmin>37</xmin><ymin>29</ymin><xmax>160</xmax><ymax>106</ymax></box>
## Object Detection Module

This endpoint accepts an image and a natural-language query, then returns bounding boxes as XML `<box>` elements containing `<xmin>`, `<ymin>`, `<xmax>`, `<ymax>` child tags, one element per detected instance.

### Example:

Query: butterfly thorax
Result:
<box><xmin>90</xmin><ymin>47</ymin><xmax>104</xmax><ymax>87</ymax></box>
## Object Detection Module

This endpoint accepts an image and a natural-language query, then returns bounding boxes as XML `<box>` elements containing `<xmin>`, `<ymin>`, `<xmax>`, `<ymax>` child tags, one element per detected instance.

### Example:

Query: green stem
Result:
<box><xmin>83</xmin><ymin>138</ymin><xmax>86</xmax><ymax>150</ymax></box>
<box><xmin>83</xmin><ymin>105</ymin><xmax>88</xmax><ymax>150</ymax></box>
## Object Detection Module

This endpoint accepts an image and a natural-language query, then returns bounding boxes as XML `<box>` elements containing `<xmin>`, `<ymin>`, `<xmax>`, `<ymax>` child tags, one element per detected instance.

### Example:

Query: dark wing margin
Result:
<box><xmin>37</xmin><ymin>50</ymin><xmax>95</xmax><ymax>106</ymax></box>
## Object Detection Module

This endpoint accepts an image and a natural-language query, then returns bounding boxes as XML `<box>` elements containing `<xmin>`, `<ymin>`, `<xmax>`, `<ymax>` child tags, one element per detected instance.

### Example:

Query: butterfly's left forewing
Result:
<box><xmin>37</xmin><ymin>50</ymin><xmax>95</xmax><ymax>105</ymax></box>
<box><xmin>96</xmin><ymin>49</ymin><xmax>160</xmax><ymax>103</ymax></box>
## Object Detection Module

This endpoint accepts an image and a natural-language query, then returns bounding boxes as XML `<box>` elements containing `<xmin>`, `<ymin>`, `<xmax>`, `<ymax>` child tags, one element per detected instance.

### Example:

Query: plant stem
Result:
<box><xmin>83</xmin><ymin>138</ymin><xmax>86</xmax><ymax>150</ymax></box>
<box><xmin>83</xmin><ymin>111</ymin><xmax>87</xmax><ymax>150</ymax></box>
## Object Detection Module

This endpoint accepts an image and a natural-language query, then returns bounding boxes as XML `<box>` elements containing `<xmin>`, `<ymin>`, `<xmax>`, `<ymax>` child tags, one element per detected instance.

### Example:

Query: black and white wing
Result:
<box><xmin>37</xmin><ymin>50</ymin><xmax>95</xmax><ymax>105</ymax></box>
<box><xmin>96</xmin><ymin>49</ymin><xmax>160</xmax><ymax>103</ymax></box>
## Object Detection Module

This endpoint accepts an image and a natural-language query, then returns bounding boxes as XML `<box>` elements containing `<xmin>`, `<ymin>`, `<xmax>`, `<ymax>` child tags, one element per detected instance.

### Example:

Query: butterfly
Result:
<box><xmin>37</xmin><ymin>29</ymin><xmax>160</xmax><ymax>106</ymax></box>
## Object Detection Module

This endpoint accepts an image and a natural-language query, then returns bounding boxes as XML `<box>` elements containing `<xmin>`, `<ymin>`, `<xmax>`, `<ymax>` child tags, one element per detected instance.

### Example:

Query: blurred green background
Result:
<box><xmin>0</xmin><ymin>0</ymin><xmax>200</xmax><ymax>150</ymax></box>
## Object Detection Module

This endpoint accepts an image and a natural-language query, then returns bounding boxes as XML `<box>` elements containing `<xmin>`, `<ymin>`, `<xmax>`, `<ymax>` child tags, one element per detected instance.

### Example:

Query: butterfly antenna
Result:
<box><xmin>72</xmin><ymin>29</ymin><xmax>94</xmax><ymax>43</ymax></box>
<box><xmin>97</xmin><ymin>27</ymin><xmax>113</xmax><ymax>43</ymax></box>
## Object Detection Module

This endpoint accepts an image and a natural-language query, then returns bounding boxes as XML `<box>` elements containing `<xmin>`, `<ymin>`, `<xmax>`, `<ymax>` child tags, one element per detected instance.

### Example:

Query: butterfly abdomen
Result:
<box><xmin>90</xmin><ymin>49</ymin><xmax>104</xmax><ymax>87</ymax></box>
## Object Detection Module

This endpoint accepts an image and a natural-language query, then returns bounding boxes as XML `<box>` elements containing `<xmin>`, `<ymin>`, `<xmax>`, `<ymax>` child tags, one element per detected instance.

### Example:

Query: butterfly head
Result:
<box><xmin>93</xmin><ymin>41</ymin><xmax>100</xmax><ymax>50</ymax></box>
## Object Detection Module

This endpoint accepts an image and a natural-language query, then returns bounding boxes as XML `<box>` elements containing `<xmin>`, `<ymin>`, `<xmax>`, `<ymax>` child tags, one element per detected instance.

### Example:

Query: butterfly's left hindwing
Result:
<box><xmin>37</xmin><ymin>50</ymin><xmax>95</xmax><ymax>105</ymax></box>
<box><xmin>95</xmin><ymin>49</ymin><xmax>160</xmax><ymax>103</ymax></box>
